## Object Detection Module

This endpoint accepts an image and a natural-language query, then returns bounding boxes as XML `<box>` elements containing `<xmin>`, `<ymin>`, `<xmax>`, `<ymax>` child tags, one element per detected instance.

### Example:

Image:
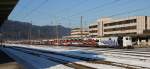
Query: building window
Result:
<box><xmin>104</xmin><ymin>19</ymin><xmax>137</xmax><ymax>27</ymax></box>
<box><xmin>104</xmin><ymin>32</ymin><xmax>137</xmax><ymax>36</ymax></box>
<box><xmin>89</xmin><ymin>25</ymin><xmax>98</xmax><ymax>28</ymax></box>
<box><xmin>104</xmin><ymin>26</ymin><xmax>136</xmax><ymax>32</ymax></box>
<box><xmin>89</xmin><ymin>30</ymin><xmax>98</xmax><ymax>33</ymax></box>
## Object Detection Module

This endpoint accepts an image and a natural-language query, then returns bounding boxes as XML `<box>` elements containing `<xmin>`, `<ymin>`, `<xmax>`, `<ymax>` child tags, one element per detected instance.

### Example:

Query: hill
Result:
<box><xmin>0</xmin><ymin>20</ymin><xmax>71</xmax><ymax>40</ymax></box>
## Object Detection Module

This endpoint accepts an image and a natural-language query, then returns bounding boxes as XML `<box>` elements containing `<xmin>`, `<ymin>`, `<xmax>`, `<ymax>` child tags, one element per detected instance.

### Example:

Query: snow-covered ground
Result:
<box><xmin>4</xmin><ymin>44</ymin><xmax>150</xmax><ymax>69</ymax></box>
<box><xmin>0</xmin><ymin>47</ymin><xmax>73</xmax><ymax>69</ymax></box>
<box><xmin>17</xmin><ymin>47</ymin><xmax>124</xmax><ymax>69</ymax></box>
<box><xmin>5</xmin><ymin>44</ymin><xmax>105</xmax><ymax>60</ymax></box>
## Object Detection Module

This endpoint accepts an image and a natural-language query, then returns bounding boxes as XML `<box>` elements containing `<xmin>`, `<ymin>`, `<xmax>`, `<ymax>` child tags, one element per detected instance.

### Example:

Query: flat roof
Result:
<box><xmin>0</xmin><ymin>0</ymin><xmax>18</xmax><ymax>26</ymax></box>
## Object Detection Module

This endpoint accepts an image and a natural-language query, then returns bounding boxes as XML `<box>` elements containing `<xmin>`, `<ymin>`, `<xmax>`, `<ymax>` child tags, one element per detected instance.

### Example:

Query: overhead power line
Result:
<box><xmin>55</xmin><ymin>0</ymin><xmax>122</xmax><ymax>23</ymax></box>
<box><xmin>84</xmin><ymin>0</ymin><xmax>136</xmax><ymax>21</ymax></box>
<box><xmin>54</xmin><ymin>0</ymin><xmax>89</xmax><ymax>15</ymax></box>
<box><xmin>109</xmin><ymin>5</ymin><xmax>150</xmax><ymax>17</ymax></box>
<box><xmin>68</xmin><ymin>0</ymin><xmax>121</xmax><ymax>17</ymax></box>
<box><xmin>55</xmin><ymin>0</ymin><xmax>122</xmax><ymax>26</ymax></box>
<box><xmin>23</xmin><ymin>0</ymin><xmax>48</xmax><ymax>19</ymax></box>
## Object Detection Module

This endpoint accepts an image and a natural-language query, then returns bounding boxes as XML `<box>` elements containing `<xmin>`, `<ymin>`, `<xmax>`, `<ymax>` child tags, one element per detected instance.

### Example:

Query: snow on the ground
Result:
<box><xmin>0</xmin><ymin>47</ymin><xmax>73</xmax><ymax>69</ymax></box>
<box><xmin>19</xmin><ymin>47</ymin><xmax>124</xmax><ymax>69</ymax></box>
<box><xmin>5</xmin><ymin>44</ymin><xmax>105</xmax><ymax>60</ymax></box>
<box><xmin>103</xmin><ymin>52</ymin><xmax>150</xmax><ymax>62</ymax></box>
<box><xmin>103</xmin><ymin>56</ymin><xmax>150</xmax><ymax>68</ymax></box>
<box><xmin>83</xmin><ymin>49</ymin><xmax>150</xmax><ymax>62</ymax></box>
<box><xmin>5</xmin><ymin>44</ymin><xmax>150</xmax><ymax>68</ymax></box>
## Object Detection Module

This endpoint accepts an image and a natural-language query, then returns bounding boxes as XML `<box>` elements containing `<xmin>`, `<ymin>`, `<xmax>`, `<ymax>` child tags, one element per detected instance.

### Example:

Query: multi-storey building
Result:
<box><xmin>103</xmin><ymin>16</ymin><xmax>150</xmax><ymax>36</ymax></box>
<box><xmin>89</xmin><ymin>16</ymin><xmax>150</xmax><ymax>45</ymax></box>
<box><xmin>89</xmin><ymin>23</ymin><xmax>99</xmax><ymax>37</ymax></box>
<box><xmin>89</xmin><ymin>16</ymin><xmax>150</xmax><ymax>37</ymax></box>
<box><xmin>65</xmin><ymin>28</ymin><xmax>89</xmax><ymax>39</ymax></box>
<box><xmin>89</xmin><ymin>17</ymin><xmax>112</xmax><ymax>37</ymax></box>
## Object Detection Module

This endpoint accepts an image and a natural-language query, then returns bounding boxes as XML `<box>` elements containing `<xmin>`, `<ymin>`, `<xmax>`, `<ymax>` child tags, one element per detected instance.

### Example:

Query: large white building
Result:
<box><xmin>89</xmin><ymin>16</ymin><xmax>150</xmax><ymax>37</ymax></box>
<box><xmin>89</xmin><ymin>16</ymin><xmax>150</xmax><ymax>46</ymax></box>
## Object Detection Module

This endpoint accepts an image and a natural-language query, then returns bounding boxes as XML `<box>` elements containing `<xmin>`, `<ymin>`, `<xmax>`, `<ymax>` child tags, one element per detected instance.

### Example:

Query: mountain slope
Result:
<box><xmin>0</xmin><ymin>20</ymin><xmax>71</xmax><ymax>40</ymax></box>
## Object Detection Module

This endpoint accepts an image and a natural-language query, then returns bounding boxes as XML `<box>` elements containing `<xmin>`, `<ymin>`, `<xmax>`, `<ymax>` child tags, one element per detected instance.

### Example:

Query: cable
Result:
<box><xmin>53</xmin><ymin>0</ymin><xmax>121</xmax><ymax>26</ymax></box>
<box><xmin>45</xmin><ymin>0</ymin><xmax>90</xmax><ymax>21</ymax></box>
<box><xmin>55</xmin><ymin>0</ymin><xmax>89</xmax><ymax>15</ymax></box>
<box><xmin>109</xmin><ymin>5</ymin><xmax>150</xmax><ymax>17</ymax></box>
<box><xmin>84</xmin><ymin>0</ymin><xmax>136</xmax><ymax>23</ymax></box>
<box><xmin>11</xmin><ymin>0</ymin><xmax>36</xmax><ymax>19</ymax></box>
<box><xmin>23</xmin><ymin>0</ymin><xmax>48</xmax><ymax>19</ymax></box>
<box><xmin>86</xmin><ymin>0</ymin><xmax>134</xmax><ymax>17</ymax></box>
<box><xmin>52</xmin><ymin>0</ymin><xmax>122</xmax><ymax>24</ymax></box>
<box><xmin>68</xmin><ymin>0</ymin><xmax>121</xmax><ymax>17</ymax></box>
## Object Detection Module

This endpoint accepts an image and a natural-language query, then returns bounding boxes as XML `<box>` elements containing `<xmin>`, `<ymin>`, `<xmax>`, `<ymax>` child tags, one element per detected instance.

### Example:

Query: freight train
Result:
<box><xmin>8</xmin><ymin>36</ymin><xmax>133</xmax><ymax>48</ymax></box>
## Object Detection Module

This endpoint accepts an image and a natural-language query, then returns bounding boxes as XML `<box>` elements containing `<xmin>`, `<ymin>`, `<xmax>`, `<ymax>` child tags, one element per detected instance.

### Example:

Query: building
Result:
<box><xmin>70</xmin><ymin>28</ymin><xmax>89</xmax><ymax>39</ymax></box>
<box><xmin>89</xmin><ymin>16</ymin><xmax>150</xmax><ymax>37</ymax></box>
<box><xmin>89</xmin><ymin>16</ymin><xmax>150</xmax><ymax>46</ymax></box>
<box><xmin>89</xmin><ymin>17</ymin><xmax>112</xmax><ymax>37</ymax></box>
<box><xmin>89</xmin><ymin>22</ymin><xmax>99</xmax><ymax>37</ymax></box>
<box><xmin>103</xmin><ymin>16</ymin><xmax>150</xmax><ymax>36</ymax></box>
<box><xmin>64</xmin><ymin>28</ymin><xmax>89</xmax><ymax>39</ymax></box>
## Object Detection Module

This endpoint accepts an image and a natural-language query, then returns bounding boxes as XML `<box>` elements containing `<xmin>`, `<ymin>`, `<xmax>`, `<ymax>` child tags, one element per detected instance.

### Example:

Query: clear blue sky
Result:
<box><xmin>9</xmin><ymin>0</ymin><xmax>150</xmax><ymax>28</ymax></box>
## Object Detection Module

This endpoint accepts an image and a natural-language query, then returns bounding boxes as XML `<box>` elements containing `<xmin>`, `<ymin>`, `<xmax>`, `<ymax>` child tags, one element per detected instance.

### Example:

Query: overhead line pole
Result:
<box><xmin>81</xmin><ymin>16</ymin><xmax>83</xmax><ymax>40</ymax></box>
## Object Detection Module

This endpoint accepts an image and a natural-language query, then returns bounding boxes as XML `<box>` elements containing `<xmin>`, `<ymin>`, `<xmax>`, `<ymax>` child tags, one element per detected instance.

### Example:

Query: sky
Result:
<box><xmin>9</xmin><ymin>0</ymin><xmax>150</xmax><ymax>28</ymax></box>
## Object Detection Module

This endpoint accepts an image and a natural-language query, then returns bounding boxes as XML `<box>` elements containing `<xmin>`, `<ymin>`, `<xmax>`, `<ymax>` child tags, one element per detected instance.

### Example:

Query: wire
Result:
<box><xmin>52</xmin><ymin>0</ymin><xmax>122</xmax><ymax>24</ymax></box>
<box><xmin>68</xmin><ymin>0</ymin><xmax>121</xmax><ymax>17</ymax></box>
<box><xmin>84</xmin><ymin>0</ymin><xmax>136</xmax><ymax>23</ymax></box>
<box><xmin>109</xmin><ymin>5</ymin><xmax>150</xmax><ymax>17</ymax></box>
<box><xmin>55</xmin><ymin>0</ymin><xmax>89</xmax><ymax>15</ymax></box>
<box><xmin>23</xmin><ymin>0</ymin><xmax>48</xmax><ymax>19</ymax></box>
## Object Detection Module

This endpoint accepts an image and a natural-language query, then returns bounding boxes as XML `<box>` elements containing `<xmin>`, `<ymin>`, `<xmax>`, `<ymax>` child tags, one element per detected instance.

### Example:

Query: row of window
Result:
<box><xmin>89</xmin><ymin>30</ymin><xmax>98</xmax><ymax>33</ymax></box>
<box><xmin>104</xmin><ymin>26</ymin><xmax>136</xmax><ymax>32</ymax></box>
<box><xmin>71</xmin><ymin>33</ymin><xmax>89</xmax><ymax>35</ymax></box>
<box><xmin>89</xmin><ymin>25</ymin><xmax>98</xmax><ymax>28</ymax></box>
<box><xmin>71</xmin><ymin>31</ymin><xmax>88</xmax><ymax>33</ymax></box>
<box><xmin>104</xmin><ymin>32</ymin><xmax>137</xmax><ymax>36</ymax></box>
<box><xmin>104</xmin><ymin>19</ymin><xmax>137</xmax><ymax>27</ymax></box>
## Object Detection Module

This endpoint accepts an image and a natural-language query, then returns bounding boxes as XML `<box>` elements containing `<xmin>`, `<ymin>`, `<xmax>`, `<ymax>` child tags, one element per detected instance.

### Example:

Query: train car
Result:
<box><xmin>95</xmin><ymin>36</ymin><xmax>133</xmax><ymax>48</ymax></box>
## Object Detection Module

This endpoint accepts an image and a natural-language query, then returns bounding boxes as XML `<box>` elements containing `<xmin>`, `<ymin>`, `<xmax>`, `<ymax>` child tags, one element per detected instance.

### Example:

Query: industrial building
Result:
<box><xmin>89</xmin><ymin>16</ymin><xmax>150</xmax><ymax>46</ymax></box>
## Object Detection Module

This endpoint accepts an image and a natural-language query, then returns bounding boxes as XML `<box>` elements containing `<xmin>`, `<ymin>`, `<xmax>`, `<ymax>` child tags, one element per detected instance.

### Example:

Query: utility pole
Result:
<box><xmin>18</xmin><ymin>32</ymin><xmax>21</xmax><ymax>40</ymax></box>
<box><xmin>28</xmin><ymin>21</ymin><xmax>32</xmax><ymax>44</ymax></box>
<box><xmin>80</xmin><ymin>16</ymin><xmax>83</xmax><ymax>40</ymax></box>
<box><xmin>54</xmin><ymin>17</ymin><xmax>59</xmax><ymax>46</ymax></box>
<box><xmin>38</xmin><ymin>29</ymin><xmax>41</xmax><ymax>40</ymax></box>
<box><xmin>30</xmin><ymin>21</ymin><xmax>32</xmax><ymax>40</ymax></box>
<box><xmin>28</xmin><ymin>24</ymin><xmax>30</xmax><ymax>41</ymax></box>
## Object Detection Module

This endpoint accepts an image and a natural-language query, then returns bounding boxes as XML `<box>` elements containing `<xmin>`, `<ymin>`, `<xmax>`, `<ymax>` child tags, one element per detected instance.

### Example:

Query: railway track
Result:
<box><xmin>8</xmin><ymin>46</ymin><xmax>150</xmax><ymax>69</ymax></box>
<box><xmin>78</xmin><ymin>48</ymin><xmax>150</xmax><ymax>57</ymax></box>
<box><xmin>50</xmin><ymin>46</ymin><xmax>150</xmax><ymax>62</ymax></box>
<box><xmin>81</xmin><ymin>49</ymin><xmax>150</xmax><ymax>62</ymax></box>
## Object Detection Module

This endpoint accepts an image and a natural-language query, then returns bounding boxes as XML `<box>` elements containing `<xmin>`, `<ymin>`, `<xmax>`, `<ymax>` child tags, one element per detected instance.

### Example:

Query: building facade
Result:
<box><xmin>89</xmin><ymin>23</ymin><xmax>99</xmax><ymax>37</ymax></box>
<box><xmin>89</xmin><ymin>16</ymin><xmax>150</xmax><ymax>37</ymax></box>
<box><xmin>65</xmin><ymin>28</ymin><xmax>89</xmax><ymax>39</ymax></box>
